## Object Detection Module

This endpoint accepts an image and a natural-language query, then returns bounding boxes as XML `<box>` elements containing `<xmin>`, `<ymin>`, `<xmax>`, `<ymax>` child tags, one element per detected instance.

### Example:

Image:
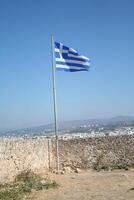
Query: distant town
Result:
<box><xmin>0</xmin><ymin>116</ymin><xmax>134</xmax><ymax>139</ymax></box>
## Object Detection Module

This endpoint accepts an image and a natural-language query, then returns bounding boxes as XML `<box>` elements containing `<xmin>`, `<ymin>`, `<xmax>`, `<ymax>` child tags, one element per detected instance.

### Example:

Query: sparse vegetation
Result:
<box><xmin>0</xmin><ymin>170</ymin><xmax>58</xmax><ymax>200</ymax></box>
<box><xmin>94</xmin><ymin>163</ymin><xmax>134</xmax><ymax>172</ymax></box>
<box><xmin>93</xmin><ymin>153</ymin><xmax>104</xmax><ymax>171</ymax></box>
<box><xmin>129</xmin><ymin>187</ymin><xmax>134</xmax><ymax>191</ymax></box>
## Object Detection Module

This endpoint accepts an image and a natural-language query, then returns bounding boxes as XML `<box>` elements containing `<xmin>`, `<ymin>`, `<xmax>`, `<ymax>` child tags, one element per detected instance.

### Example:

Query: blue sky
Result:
<box><xmin>0</xmin><ymin>0</ymin><xmax>134</xmax><ymax>130</ymax></box>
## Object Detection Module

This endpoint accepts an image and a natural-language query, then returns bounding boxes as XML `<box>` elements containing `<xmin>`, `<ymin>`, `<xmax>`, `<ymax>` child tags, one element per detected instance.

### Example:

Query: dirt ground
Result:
<box><xmin>30</xmin><ymin>169</ymin><xmax>134</xmax><ymax>200</ymax></box>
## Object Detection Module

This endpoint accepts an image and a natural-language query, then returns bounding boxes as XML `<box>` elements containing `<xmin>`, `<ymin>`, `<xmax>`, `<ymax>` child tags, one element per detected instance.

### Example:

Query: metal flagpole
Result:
<box><xmin>51</xmin><ymin>34</ymin><xmax>60</xmax><ymax>173</ymax></box>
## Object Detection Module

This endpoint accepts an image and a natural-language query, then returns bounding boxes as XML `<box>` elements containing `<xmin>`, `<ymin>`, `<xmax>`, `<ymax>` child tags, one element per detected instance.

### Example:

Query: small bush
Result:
<box><xmin>129</xmin><ymin>187</ymin><xmax>134</xmax><ymax>191</ymax></box>
<box><xmin>0</xmin><ymin>171</ymin><xmax>58</xmax><ymax>200</ymax></box>
<box><xmin>15</xmin><ymin>170</ymin><xmax>39</xmax><ymax>183</ymax></box>
<box><xmin>95</xmin><ymin>165</ymin><xmax>109</xmax><ymax>172</ymax></box>
<box><xmin>94</xmin><ymin>163</ymin><xmax>134</xmax><ymax>172</ymax></box>
<box><xmin>111</xmin><ymin>163</ymin><xmax>129</xmax><ymax>170</ymax></box>
<box><xmin>43</xmin><ymin>180</ymin><xmax>58</xmax><ymax>190</ymax></box>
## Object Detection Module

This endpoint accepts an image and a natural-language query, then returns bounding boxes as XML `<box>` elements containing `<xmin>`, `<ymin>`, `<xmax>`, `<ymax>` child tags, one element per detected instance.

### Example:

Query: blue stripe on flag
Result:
<box><xmin>68</xmin><ymin>50</ymin><xmax>78</xmax><ymax>56</ymax></box>
<box><xmin>61</xmin><ymin>53</ymin><xmax>90</xmax><ymax>62</ymax></box>
<box><xmin>55</xmin><ymin>42</ymin><xmax>60</xmax><ymax>49</ymax></box>
<box><xmin>63</xmin><ymin>45</ymin><xmax>69</xmax><ymax>50</ymax></box>
<box><xmin>57</xmin><ymin>68</ymin><xmax>88</xmax><ymax>72</ymax></box>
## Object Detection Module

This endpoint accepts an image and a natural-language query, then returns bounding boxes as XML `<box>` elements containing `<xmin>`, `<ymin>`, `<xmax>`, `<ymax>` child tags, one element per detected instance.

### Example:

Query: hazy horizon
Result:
<box><xmin>1</xmin><ymin>115</ymin><xmax>134</xmax><ymax>132</ymax></box>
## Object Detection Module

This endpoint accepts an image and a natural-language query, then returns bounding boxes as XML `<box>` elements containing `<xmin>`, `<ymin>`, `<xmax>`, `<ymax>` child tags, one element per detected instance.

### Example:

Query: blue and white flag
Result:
<box><xmin>54</xmin><ymin>42</ymin><xmax>90</xmax><ymax>72</ymax></box>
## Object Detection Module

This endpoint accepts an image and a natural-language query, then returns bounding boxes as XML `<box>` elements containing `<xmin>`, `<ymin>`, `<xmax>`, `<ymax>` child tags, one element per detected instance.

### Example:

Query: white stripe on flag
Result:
<box><xmin>69</xmin><ymin>48</ymin><xmax>77</xmax><ymax>53</ymax></box>
<box><xmin>55</xmin><ymin>58</ymin><xmax>89</xmax><ymax>65</ymax></box>
<box><xmin>56</xmin><ymin>65</ymin><xmax>86</xmax><ymax>70</ymax></box>
<box><xmin>55</xmin><ymin>48</ymin><xmax>68</xmax><ymax>53</ymax></box>
<box><xmin>68</xmin><ymin>54</ymin><xmax>90</xmax><ymax>61</ymax></box>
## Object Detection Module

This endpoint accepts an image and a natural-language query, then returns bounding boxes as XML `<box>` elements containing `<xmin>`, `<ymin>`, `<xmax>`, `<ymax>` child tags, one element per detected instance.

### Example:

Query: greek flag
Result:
<box><xmin>54</xmin><ymin>42</ymin><xmax>90</xmax><ymax>72</ymax></box>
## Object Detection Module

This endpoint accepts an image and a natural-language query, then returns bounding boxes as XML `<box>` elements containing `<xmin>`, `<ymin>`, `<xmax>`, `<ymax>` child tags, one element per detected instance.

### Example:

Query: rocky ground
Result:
<box><xmin>29</xmin><ymin>169</ymin><xmax>134</xmax><ymax>200</ymax></box>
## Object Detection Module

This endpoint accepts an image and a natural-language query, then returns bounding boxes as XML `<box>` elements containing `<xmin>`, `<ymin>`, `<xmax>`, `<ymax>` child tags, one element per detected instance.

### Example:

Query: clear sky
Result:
<box><xmin>0</xmin><ymin>0</ymin><xmax>134</xmax><ymax>130</ymax></box>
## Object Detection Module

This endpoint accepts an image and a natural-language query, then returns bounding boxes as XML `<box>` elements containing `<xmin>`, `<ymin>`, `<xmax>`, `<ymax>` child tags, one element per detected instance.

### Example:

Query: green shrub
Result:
<box><xmin>0</xmin><ymin>171</ymin><xmax>58</xmax><ymax>200</ymax></box>
<box><xmin>129</xmin><ymin>187</ymin><xmax>134</xmax><ymax>191</ymax></box>
<box><xmin>94</xmin><ymin>163</ymin><xmax>134</xmax><ymax>172</ymax></box>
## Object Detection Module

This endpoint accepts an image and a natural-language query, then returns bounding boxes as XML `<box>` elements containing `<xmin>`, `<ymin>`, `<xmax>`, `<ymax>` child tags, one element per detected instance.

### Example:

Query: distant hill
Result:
<box><xmin>45</xmin><ymin>116</ymin><xmax>134</xmax><ymax>130</ymax></box>
<box><xmin>110</xmin><ymin>116</ymin><xmax>134</xmax><ymax>123</ymax></box>
<box><xmin>0</xmin><ymin>116</ymin><xmax>134</xmax><ymax>137</ymax></box>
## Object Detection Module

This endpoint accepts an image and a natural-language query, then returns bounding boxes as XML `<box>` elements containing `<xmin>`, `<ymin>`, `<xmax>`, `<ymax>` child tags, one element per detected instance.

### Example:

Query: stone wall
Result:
<box><xmin>0</xmin><ymin>135</ymin><xmax>134</xmax><ymax>183</ymax></box>
<box><xmin>0</xmin><ymin>138</ymin><xmax>54</xmax><ymax>183</ymax></box>
<box><xmin>58</xmin><ymin>135</ymin><xmax>134</xmax><ymax>170</ymax></box>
